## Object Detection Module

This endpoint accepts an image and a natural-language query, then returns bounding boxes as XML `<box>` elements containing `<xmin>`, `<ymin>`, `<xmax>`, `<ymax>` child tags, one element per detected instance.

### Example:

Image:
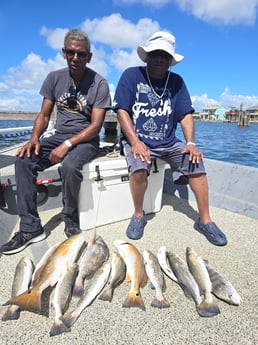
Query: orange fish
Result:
<box><xmin>3</xmin><ymin>234</ymin><xmax>86</xmax><ymax>315</ymax></box>
<box><xmin>114</xmin><ymin>240</ymin><xmax>148</xmax><ymax>311</ymax></box>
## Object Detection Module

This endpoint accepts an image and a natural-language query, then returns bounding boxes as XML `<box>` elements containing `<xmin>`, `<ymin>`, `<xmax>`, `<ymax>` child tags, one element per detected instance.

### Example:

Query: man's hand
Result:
<box><xmin>131</xmin><ymin>141</ymin><xmax>151</xmax><ymax>164</ymax></box>
<box><xmin>16</xmin><ymin>138</ymin><xmax>41</xmax><ymax>158</ymax></box>
<box><xmin>49</xmin><ymin>143</ymin><xmax>69</xmax><ymax>164</ymax></box>
<box><xmin>182</xmin><ymin>143</ymin><xmax>204</xmax><ymax>164</ymax></box>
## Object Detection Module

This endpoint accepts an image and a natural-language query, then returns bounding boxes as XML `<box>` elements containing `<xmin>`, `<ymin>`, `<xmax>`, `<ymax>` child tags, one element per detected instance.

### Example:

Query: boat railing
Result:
<box><xmin>0</xmin><ymin>126</ymin><xmax>33</xmax><ymax>135</ymax></box>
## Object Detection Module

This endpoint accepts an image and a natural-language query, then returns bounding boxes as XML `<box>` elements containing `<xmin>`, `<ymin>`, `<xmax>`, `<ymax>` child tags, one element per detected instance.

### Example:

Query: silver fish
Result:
<box><xmin>143</xmin><ymin>249</ymin><xmax>170</xmax><ymax>309</ymax></box>
<box><xmin>73</xmin><ymin>230</ymin><xmax>109</xmax><ymax>297</ymax></box>
<box><xmin>99</xmin><ymin>250</ymin><xmax>126</xmax><ymax>302</ymax></box>
<box><xmin>186</xmin><ymin>247</ymin><xmax>220</xmax><ymax>317</ymax></box>
<box><xmin>3</xmin><ymin>234</ymin><xmax>86</xmax><ymax>315</ymax></box>
<box><xmin>2</xmin><ymin>257</ymin><xmax>34</xmax><ymax>321</ymax></box>
<box><xmin>204</xmin><ymin>259</ymin><xmax>242</xmax><ymax>306</ymax></box>
<box><xmin>167</xmin><ymin>251</ymin><xmax>202</xmax><ymax>307</ymax></box>
<box><xmin>62</xmin><ymin>262</ymin><xmax>111</xmax><ymax>328</ymax></box>
<box><xmin>157</xmin><ymin>246</ymin><xmax>178</xmax><ymax>282</ymax></box>
<box><xmin>49</xmin><ymin>263</ymin><xmax>79</xmax><ymax>337</ymax></box>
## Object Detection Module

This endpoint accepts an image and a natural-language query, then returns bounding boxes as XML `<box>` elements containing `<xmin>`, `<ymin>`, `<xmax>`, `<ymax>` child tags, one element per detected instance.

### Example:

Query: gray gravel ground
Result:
<box><xmin>0</xmin><ymin>194</ymin><xmax>257</xmax><ymax>345</ymax></box>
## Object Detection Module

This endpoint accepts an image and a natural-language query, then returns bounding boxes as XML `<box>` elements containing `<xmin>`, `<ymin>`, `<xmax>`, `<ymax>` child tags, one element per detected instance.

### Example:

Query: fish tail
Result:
<box><xmin>196</xmin><ymin>298</ymin><xmax>220</xmax><ymax>317</ymax></box>
<box><xmin>72</xmin><ymin>283</ymin><xmax>84</xmax><ymax>298</ymax></box>
<box><xmin>2</xmin><ymin>288</ymin><xmax>42</xmax><ymax>314</ymax></box>
<box><xmin>1</xmin><ymin>307</ymin><xmax>21</xmax><ymax>321</ymax></box>
<box><xmin>61</xmin><ymin>312</ymin><xmax>78</xmax><ymax>328</ymax></box>
<box><xmin>98</xmin><ymin>287</ymin><xmax>114</xmax><ymax>302</ymax></box>
<box><xmin>151</xmin><ymin>297</ymin><xmax>170</xmax><ymax>309</ymax></box>
<box><xmin>122</xmin><ymin>291</ymin><xmax>146</xmax><ymax>311</ymax></box>
<box><xmin>49</xmin><ymin>320</ymin><xmax>71</xmax><ymax>337</ymax></box>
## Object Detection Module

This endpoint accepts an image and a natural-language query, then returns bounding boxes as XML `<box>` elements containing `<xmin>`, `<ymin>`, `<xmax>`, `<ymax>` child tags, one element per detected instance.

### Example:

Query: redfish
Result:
<box><xmin>3</xmin><ymin>234</ymin><xmax>86</xmax><ymax>315</ymax></box>
<box><xmin>114</xmin><ymin>240</ymin><xmax>148</xmax><ymax>311</ymax></box>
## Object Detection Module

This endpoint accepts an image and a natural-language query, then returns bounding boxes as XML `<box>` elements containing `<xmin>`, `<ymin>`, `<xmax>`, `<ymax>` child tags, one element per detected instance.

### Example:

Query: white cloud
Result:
<box><xmin>3</xmin><ymin>53</ymin><xmax>65</xmax><ymax>91</ymax></box>
<box><xmin>40</xmin><ymin>26</ymin><xmax>68</xmax><ymax>50</ymax></box>
<box><xmin>109</xmin><ymin>49</ymin><xmax>142</xmax><ymax>71</ymax></box>
<box><xmin>176</xmin><ymin>0</ymin><xmax>258</xmax><ymax>25</ymax></box>
<box><xmin>118</xmin><ymin>0</ymin><xmax>258</xmax><ymax>25</ymax></box>
<box><xmin>191</xmin><ymin>88</ymin><xmax>258</xmax><ymax>112</ymax></box>
<box><xmin>220</xmin><ymin>88</ymin><xmax>258</xmax><ymax>109</ymax></box>
<box><xmin>81</xmin><ymin>14</ymin><xmax>160</xmax><ymax>48</ymax></box>
<box><xmin>0</xmin><ymin>53</ymin><xmax>66</xmax><ymax>111</ymax></box>
<box><xmin>1</xmin><ymin>12</ymin><xmax>258</xmax><ymax>112</ymax></box>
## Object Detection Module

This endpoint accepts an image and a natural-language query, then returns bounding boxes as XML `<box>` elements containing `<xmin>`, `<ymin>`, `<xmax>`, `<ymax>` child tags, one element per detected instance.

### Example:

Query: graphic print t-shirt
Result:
<box><xmin>113</xmin><ymin>66</ymin><xmax>194</xmax><ymax>148</ymax></box>
<box><xmin>40</xmin><ymin>67</ymin><xmax>111</xmax><ymax>134</ymax></box>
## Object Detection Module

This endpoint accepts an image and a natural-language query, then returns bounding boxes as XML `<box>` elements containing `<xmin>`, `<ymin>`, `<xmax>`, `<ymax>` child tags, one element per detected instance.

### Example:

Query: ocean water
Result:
<box><xmin>1</xmin><ymin>120</ymin><xmax>258</xmax><ymax>168</ymax></box>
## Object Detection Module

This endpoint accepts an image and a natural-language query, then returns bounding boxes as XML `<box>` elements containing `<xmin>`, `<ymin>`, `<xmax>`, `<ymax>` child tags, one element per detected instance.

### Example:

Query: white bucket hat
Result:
<box><xmin>137</xmin><ymin>31</ymin><xmax>184</xmax><ymax>66</ymax></box>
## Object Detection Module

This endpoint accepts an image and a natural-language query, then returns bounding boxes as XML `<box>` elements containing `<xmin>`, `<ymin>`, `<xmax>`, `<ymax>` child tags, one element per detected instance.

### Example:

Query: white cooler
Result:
<box><xmin>78</xmin><ymin>155</ymin><xmax>168</xmax><ymax>230</ymax></box>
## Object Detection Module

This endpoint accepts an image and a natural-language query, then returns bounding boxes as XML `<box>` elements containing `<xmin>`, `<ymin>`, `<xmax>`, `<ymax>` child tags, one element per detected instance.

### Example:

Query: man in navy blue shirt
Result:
<box><xmin>113</xmin><ymin>31</ymin><xmax>227</xmax><ymax>246</ymax></box>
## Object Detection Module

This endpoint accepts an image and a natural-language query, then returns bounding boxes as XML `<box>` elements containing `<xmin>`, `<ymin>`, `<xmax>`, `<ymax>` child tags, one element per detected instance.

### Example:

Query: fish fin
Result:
<box><xmin>179</xmin><ymin>284</ymin><xmax>196</xmax><ymax>301</ymax></box>
<box><xmin>125</xmin><ymin>272</ymin><xmax>131</xmax><ymax>282</ymax></box>
<box><xmin>89</xmin><ymin>227</ymin><xmax>97</xmax><ymax>245</ymax></box>
<box><xmin>140</xmin><ymin>271</ymin><xmax>148</xmax><ymax>288</ymax></box>
<box><xmin>161</xmin><ymin>276</ymin><xmax>167</xmax><ymax>293</ymax></box>
<box><xmin>72</xmin><ymin>282</ymin><xmax>84</xmax><ymax>298</ymax></box>
<box><xmin>3</xmin><ymin>288</ymin><xmax>42</xmax><ymax>314</ymax></box>
<box><xmin>1</xmin><ymin>307</ymin><xmax>21</xmax><ymax>321</ymax></box>
<box><xmin>49</xmin><ymin>320</ymin><xmax>71</xmax><ymax>337</ymax></box>
<box><xmin>99</xmin><ymin>287</ymin><xmax>114</xmax><ymax>302</ymax></box>
<box><xmin>196</xmin><ymin>298</ymin><xmax>220</xmax><ymax>317</ymax></box>
<box><xmin>61</xmin><ymin>312</ymin><xmax>78</xmax><ymax>328</ymax></box>
<box><xmin>122</xmin><ymin>291</ymin><xmax>146</xmax><ymax>311</ymax></box>
<box><xmin>151</xmin><ymin>297</ymin><xmax>170</xmax><ymax>309</ymax></box>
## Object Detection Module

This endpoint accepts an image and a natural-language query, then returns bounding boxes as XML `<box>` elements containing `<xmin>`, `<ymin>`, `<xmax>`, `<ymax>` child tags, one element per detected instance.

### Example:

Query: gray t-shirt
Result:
<box><xmin>40</xmin><ymin>67</ymin><xmax>111</xmax><ymax>134</ymax></box>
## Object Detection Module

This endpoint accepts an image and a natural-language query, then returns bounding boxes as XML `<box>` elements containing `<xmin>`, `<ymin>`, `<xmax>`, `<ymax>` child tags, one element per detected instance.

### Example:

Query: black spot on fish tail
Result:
<box><xmin>122</xmin><ymin>292</ymin><xmax>146</xmax><ymax>311</ymax></box>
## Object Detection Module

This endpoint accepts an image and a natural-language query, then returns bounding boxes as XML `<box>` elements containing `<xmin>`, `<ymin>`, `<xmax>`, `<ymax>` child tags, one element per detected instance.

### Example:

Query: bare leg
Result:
<box><xmin>129</xmin><ymin>169</ymin><xmax>148</xmax><ymax>217</ymax></box>
<box><xmin>189</xmin><ymin>174</ymin><xmax>212</xmax><ymax>224</ymax></box>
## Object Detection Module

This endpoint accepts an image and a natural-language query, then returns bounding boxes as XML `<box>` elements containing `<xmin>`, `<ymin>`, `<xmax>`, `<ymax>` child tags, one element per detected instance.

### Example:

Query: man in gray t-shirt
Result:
<box><xmin>1</xmin><ymin>29</ymin><xmax>111</xmax><ymax>255</ymax></box>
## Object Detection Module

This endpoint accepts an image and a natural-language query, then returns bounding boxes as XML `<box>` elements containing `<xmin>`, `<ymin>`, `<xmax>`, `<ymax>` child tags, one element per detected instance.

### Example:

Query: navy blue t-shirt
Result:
<box><xmin>113</xmin><ymin>66</ymin><xmax>194</xmax><ymax>148</ymax></box>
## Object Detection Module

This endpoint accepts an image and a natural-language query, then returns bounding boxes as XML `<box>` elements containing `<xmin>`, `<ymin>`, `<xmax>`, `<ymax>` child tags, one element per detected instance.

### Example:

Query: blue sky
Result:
<box><xmin>0</xmin><ymin>0</ymin><xmax>258</xmax><ymax>112</ymax></box>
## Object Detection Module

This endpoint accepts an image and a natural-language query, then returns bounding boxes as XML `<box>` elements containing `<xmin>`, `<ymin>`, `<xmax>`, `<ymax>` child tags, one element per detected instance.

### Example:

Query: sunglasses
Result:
<box><xmin>67</xmin><ymin>85</ymin><xmax>77</xmax><ymax>108</ymax></box>
<box><xmin>64</xmin><ymin>49</ymin><xmax>88</xmax><ymax>59</ymax></box>
<box><xmin>148</xmin><ymin>50</ymin><xmax>172</xmax><ymax>60</ymax></box>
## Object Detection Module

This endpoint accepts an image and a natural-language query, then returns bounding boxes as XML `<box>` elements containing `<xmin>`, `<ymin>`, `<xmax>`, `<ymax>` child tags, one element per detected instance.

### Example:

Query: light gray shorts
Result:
<box><xmin>121</xmin><ymin>140</ymin><xmax>206</xmax><ymax>185</ymax></box>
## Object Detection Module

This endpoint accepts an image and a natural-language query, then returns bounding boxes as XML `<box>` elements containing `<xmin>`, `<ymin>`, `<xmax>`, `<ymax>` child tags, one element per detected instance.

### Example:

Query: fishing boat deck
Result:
<box><xmin>0</xmin><ymin>190</ymin><xmax>257</xmax><ymax>344</ymax></box>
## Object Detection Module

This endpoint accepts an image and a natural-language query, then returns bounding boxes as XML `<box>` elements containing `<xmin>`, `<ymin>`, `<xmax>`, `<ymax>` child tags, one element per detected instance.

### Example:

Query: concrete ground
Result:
<box><xmin>0</xmin><ymin>193</ymin><xmax>257</xmax><ymax>345</ymax></box>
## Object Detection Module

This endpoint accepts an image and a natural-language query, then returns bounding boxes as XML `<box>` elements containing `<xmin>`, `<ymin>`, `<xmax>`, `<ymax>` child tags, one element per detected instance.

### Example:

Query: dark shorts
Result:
<box><xmin>122</xmin><ymin>140</ymin><xmax>206</xmax><ymax>185</ymax></box>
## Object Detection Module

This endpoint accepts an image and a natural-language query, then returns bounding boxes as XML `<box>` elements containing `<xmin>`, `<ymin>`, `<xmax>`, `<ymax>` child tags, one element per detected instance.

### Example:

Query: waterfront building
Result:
<box><xmin>245</xmin><ymin>106</ymin><xmax>258</xmax><ymax>122</ymax></box>
<box><xmin>199</xmin><ymin>105</ymin><xmax>226</xmax><ymax>121</ymax></box>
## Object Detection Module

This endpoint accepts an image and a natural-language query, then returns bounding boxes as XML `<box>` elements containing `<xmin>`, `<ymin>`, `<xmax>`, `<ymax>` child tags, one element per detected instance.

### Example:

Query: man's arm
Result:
<box><xmin>117</xmin><ymin>109</ymin><xmax>151</xmax><ymax>163</ymax></box>
<box><xmin>16</xmin><ymin>98</ymin><xmax>54</xmax><ymax>158</ymax></box>
<box><xmin>48</xmin><ymin>107</ymin><xmax>107</xmax><ymax>164</ymax></box>
<box><xmin>180</xmin><ymin>113</ymin><xmax>203</xmax><ymax>163</ymax></box>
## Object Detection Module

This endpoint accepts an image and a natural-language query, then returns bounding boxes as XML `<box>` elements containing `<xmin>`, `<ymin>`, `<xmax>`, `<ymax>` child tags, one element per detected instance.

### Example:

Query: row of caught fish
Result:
<box><xmin>1</xmin><ymin>231</ymin><xmax>242</xmax><ymax>337</ymax></box>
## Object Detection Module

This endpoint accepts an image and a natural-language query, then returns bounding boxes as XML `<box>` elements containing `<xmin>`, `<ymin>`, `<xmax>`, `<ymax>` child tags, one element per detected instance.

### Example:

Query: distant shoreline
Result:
<box><xmin>0</xmin><ymin>111</ymin><xmax>37</xmax><ymax>120</ymax></box>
